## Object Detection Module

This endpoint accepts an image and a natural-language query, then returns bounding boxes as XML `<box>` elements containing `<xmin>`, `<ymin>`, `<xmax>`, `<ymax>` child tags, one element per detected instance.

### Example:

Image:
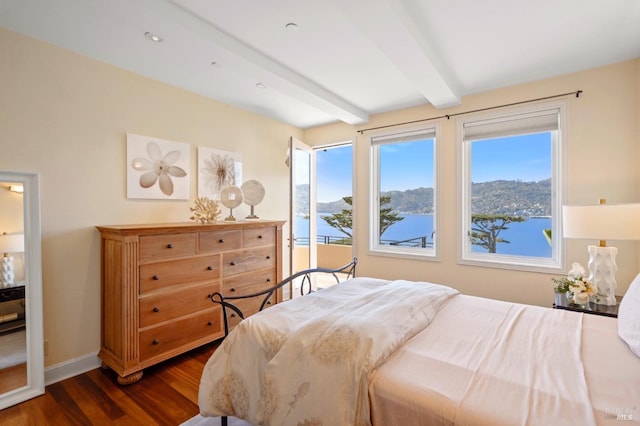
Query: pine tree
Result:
<box><xmin>321</xmin><ymin>196</ymin><xmax>403</xmax><ymax>238</ymax></box>
<box><xmin>470</xmin><ymin>213</ymin><xmax>526</xmax><ymax>253</ymax></box>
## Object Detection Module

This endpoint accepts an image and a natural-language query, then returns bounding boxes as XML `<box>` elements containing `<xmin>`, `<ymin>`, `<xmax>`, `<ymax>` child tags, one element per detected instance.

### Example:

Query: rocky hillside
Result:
<box><xmin>298</xmin><ymin>178</ymin><xmax>551</xmax><ymax>216</ymax></box>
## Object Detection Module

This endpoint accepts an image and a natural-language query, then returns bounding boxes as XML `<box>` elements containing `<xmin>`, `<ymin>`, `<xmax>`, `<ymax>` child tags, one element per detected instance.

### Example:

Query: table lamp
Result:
<box><xmin>562</xmin><ymin>200</ymin><xmax>640</xmax><ymax>305</ymax></box>
<box><xmin>0</xmin><ymin>232</ymin><xmax>24</xmax><ymax>288</ymax></box>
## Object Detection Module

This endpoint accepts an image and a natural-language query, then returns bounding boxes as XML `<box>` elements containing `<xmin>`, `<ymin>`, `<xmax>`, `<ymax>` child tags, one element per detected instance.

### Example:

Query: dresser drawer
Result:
<box><xmin>139</xmin><ymin>233</ymin><xmax>197</xmax><ymax>260</ymax></box>
<box><xmin>223</xmin><ymin>247</ymin><xmax>275</xmax><ymax>277</ymax></box>
<box><xmin>199</xmin><ymin>230</ymin><xmax>242</xmax><ymax>253</ymax></box>
<box><xmin>139</xmin><ymin>307</ymin><xmax>222</xmax><ymax>361</ymax></box>
<box><xmin>222</xmin><ymin>270</ymin><xmax>276</xmax><ymax>296</ymax></box>
<box><xmin>139</xmin><ymin>281</ymin><xmax>220</xmax><ymax>327</ymax></box>
<box><xmin>243</xmin><ymin>227</ymin><xmax>275</xmax><ymax>248</ymax></box>
<box><xmin>225</xmin><ymin>296</ymin><xmax>276</xmax><ymax>329</ymax></box>
<box><xmin>140</xmin><ymin>255</ymin><xmax>221</xmax><ymax>293</ymax></box>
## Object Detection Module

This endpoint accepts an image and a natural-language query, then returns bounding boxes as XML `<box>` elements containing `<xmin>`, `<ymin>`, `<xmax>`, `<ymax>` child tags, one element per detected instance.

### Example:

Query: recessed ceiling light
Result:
<box><xmin>285</xmin><ymin>22</ymin><xmax>299</xmax><ymax>31</ymax></box>
<box><xmin>144</xmin><ymin>32</ymin><xmax>163</xmax><ymax>42</ymax></box>
<box><xmin>256</xmin><ymin>82</ymin><xmax>267</xmax><ymax>89</ymax></box>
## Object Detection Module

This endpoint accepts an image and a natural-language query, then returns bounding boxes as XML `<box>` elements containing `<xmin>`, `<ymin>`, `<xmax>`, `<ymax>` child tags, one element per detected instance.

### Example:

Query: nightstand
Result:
<box><xmin>0</xmin><ymin>285</ymin><xmax>26</xmax><ymax>333</ymax></box>
<box><xmin>553</xmin><ymin>292</ymin><xmax>621</xmax><ymax>318</ymax></box>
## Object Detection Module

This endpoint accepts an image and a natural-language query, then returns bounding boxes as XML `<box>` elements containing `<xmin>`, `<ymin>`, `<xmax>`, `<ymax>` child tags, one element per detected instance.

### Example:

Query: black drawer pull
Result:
<box><xmin>153</xmin><ymin>307</ymin><xmax>160</xmax><ymax>313</ymax></box>
<box><xmin>207</xmin><ymin>321</ymin><xmax>213</xmax><ymax>326</ymax></box>
<box><xmin>258</xmin><ymin>235</ymin><xmax>263</xmax><ymax>239</ymax></box>
<box><xmin>207</xmin><ymin>266</ymin><xmax>213</xmax><ymax>270</ymax></box>
<box><xmin>152</xmin><ymin>339</ymin><xmax>160</xmax><ymax>345</ymax></box>
<box><xmin>230</xmin><ymin>288</ymin><xmax>236</xmax><ymax>292</ymax></box>
<box><xmin>1</xmin><ymin>291</ymin><xmax>19</xmax><ymax>300</ymax></box>
<box><xmin>230</xmin><ymin>313</ymin><xmax>236</xmax><ymax>318</ymax></box>
<box><xmin>219</xmin><ymin>239</ymin><xmax>224</xmax><ymax>243</ymax></box>
<box><xmin>266</xmin><ymin>256</ymin><xmax>271</xmax><ymax>260</ymax></box>
<box><xmin>152</xmin><ymin>275</ymin><xmax>160</xmax><ymax>280</ymax></box>
<box><xmin>167</xmin><ymin>243</ymin><xmax>173</xmax><ymax>249</ymax></box>
<box><xmin>266</xmin><ymin>278</ymin><xmax>271</xmax><ymax>282</ymax></box>
<box><xmin>267</xmin><ymin>301</ymin><xmax>272</xmax><ymax>305</ymax></box>
<box><xmin>230</xmin><ymin>261</ymin><xmax>235</xmax><ymax>266</ymax></box>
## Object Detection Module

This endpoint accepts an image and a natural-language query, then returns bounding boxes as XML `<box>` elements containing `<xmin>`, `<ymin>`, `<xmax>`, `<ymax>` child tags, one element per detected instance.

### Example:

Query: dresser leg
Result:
<box><xmin>116</xmin><ymin>370</ymin><xmax>144</xmax><ymax>385</ymax></box>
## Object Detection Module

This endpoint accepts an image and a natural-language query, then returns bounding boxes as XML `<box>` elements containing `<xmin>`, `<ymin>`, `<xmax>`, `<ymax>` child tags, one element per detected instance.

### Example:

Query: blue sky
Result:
<box><xmin>316</xmin><ymin>145</ymin><xmax>353</xmax><ymax>202</ymax></box>
<box><xmin>379</xmin><ymin>140</ymin><xmax>434</xmax><ymax>192</ymax></box>
<box><xmin>312</xmin><ymin>132</ymin><xmax>551</xmax><ymax>202</ymax></box>
<box><xmin>471</xmin><ymin>133</ymin><xmax>551</xmax><ymax>183</ymax></box>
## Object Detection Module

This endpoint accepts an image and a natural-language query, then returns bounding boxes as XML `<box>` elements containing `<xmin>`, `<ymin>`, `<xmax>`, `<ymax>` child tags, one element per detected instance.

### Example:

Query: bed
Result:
<box><xmin>198</xmin><ymin>260</ymin><xmax>640</xmax><ymax>425</ymax></box>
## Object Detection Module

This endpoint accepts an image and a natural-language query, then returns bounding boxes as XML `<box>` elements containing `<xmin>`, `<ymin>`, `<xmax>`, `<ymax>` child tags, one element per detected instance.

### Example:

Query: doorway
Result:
<box><xmin>288</xmin><ymin>138</ymin><xmax>353</xmax><ymax>299</ymax></box>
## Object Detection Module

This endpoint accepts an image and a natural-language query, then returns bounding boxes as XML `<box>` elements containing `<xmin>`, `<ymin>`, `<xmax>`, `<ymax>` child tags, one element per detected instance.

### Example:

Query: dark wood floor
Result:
<box><xmin>0</xmin><ymin>341</ymin><xmax>219</xmax><ymax>426</ymax></box>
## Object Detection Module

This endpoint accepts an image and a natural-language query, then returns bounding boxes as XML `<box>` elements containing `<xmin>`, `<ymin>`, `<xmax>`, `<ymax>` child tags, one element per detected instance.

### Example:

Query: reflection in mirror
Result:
<box><xmin>0</xmin><ymin>172</ymin><xmax>43</xmax><ymax>410</ymax></box>
<box><xmin>0</xmin><ymin>184</ymin><xmax>26</xmax><ymax>394</ymax></box>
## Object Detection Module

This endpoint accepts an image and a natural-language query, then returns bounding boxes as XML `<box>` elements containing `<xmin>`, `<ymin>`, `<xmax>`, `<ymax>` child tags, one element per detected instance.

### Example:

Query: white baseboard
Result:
<box><xmin>44</xmin><ymin>352</ymin><xmax>102</xmax><ymax>386</ymax></box>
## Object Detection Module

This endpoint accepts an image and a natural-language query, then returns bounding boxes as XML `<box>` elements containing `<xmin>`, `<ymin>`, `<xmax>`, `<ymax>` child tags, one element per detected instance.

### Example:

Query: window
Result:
<box><xmin>369</xmin><ymin>126</ymin><xmax>438</xmax><ymax>259</ymax></box>
<box><xmin>458</xmin><ymin>102</ymin><xmax>565</xmax><ymax>271</ymax></box>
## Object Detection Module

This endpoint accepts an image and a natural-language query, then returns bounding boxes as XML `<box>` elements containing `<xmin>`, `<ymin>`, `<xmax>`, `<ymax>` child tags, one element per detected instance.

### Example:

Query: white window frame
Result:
<box><xmin>368</xmin><ymin>124</ymin><xmax>439</xmax><ymax>260</ymax></box>
<box><xmin>457</xmin><ymin>101</ymin><xmax>567</xmax><ymax>272</ymax></box>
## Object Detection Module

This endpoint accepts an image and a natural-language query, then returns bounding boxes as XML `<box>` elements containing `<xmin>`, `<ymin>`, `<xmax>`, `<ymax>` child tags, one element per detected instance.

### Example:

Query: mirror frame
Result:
<box><xmin>0</xmin><ymin>171</ymin><xmax>44</xmax><ymax>409</ymax></box>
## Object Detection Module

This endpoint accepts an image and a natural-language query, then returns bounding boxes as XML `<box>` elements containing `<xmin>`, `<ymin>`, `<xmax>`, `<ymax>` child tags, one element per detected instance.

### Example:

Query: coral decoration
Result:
<box><xmin>190</xmin><ymin>197</ymin><xmax>221</xmax><ymax>224</ymax></box>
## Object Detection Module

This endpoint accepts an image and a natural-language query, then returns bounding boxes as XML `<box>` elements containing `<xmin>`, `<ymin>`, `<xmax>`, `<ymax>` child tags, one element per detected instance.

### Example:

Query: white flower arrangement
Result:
<box><xmin>552</xmin><ymin>262</ymin><xmax>599</xmax><ymax>305</ymax></box>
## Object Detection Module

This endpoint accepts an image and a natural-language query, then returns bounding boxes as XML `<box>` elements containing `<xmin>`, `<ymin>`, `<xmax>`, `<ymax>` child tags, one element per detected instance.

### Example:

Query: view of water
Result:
<box><xmin>296</xmin><ymin>214</ymin><xmax>552</xmax><ymax>258</ymax></box>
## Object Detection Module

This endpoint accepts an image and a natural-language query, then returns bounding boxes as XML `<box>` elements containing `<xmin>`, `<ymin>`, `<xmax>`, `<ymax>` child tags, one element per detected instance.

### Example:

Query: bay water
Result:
<box><xmin>296</xmin><ymin>214</ymin><xmax>552</xmax><ymax>258</ymax></box>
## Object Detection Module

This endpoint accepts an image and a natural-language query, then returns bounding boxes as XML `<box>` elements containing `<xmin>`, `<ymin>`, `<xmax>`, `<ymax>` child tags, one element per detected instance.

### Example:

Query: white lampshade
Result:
<box><xmin>9</xmin><ymin>184</ymin><xmax>24</xmax><ymax>193</ymax></box>
<box><xmin>0</xmin><ymin>233</ymin><xmax>24</xmax><ymax>254</ymax></box>
<box><xmin>562</xmin><ymin>203</ymin><xmax>640</xmax><ymax>242</ymax></box>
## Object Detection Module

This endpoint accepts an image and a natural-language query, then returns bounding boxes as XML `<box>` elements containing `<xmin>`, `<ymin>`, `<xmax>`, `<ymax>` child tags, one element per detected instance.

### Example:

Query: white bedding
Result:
<box><xmin>198</xmin><ymin>278</ymin><xmax>640</xmax><ymax>426</ymax></box>
<box><xmin>369</xmin><ymin>294</ymin><xmax>640</xmax><ymax>426</ymax></box>
<box><xmin>198</xmin><ymin>277</ymin><xmax>458</xmax><ymax>425</ymax></box>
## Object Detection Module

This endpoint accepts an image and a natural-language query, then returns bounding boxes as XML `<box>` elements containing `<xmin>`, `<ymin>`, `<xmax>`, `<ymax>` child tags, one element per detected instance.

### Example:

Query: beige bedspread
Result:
<box><xmin>369</xmin><ymin>294</ymin><xmax>640</xmax><ymax>426</ymax></box>
<box><xmin>198</xmin><ymin>277</ymin><xmax>458</xmax><ymax>425</ymax></box>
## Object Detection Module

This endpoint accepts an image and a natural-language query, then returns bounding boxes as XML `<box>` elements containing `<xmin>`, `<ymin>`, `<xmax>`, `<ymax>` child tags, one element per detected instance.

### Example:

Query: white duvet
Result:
<box><xmin>198</xmin><ymin>277</ymin><xmax>458</xmax><ymax>426</ymax></box>
<box><xmin>366</xmin><ymin>292</ymin><xmax>640</xmax><ymax>426</ymax></box>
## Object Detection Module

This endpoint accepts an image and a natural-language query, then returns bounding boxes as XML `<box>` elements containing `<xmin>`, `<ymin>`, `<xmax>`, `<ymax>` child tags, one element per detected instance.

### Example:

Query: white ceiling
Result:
<box><xmin>1</xmin><ymin>0</ymin><xmax>639</xmax><ymax>129</ymax></box>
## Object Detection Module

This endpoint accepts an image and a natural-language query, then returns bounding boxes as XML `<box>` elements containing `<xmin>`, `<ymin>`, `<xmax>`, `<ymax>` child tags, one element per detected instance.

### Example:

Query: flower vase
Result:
<box><xmin>565</xmin><ymin>293</ymin><xmax>586</xmax><ymax>309</ymax></box>
<box><xmin>554</xmin><ymin>291</ymin><xmax>564</xmax><ymax>306</ymax></box>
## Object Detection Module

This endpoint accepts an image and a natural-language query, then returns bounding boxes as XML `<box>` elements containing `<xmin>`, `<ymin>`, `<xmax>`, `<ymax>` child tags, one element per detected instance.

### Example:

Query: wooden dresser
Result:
<box><xmin>95</xmin><ymin>220</ymin><xmax>285</xmax><ymax>384</ymax></box>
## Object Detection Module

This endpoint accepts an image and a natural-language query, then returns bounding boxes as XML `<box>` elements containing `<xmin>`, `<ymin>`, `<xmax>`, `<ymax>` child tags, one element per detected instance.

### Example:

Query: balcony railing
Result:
<box><xmin>296</xmin><ymin>235</ymin><xmax>433</xmax><ymax>248</ymax></box>
<box><xmin>296</xmin><ymin>236</ymin><xmax>351</xmax><ymax>245</ymax></box>
<box><xmin>382</xmin><ymin>236</ymin><xmax>433</xmax><ymax>248</ymax></box>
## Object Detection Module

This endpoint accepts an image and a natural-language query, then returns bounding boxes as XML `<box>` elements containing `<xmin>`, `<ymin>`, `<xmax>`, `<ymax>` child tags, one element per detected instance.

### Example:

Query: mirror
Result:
<box><xmin>0</xmin><ymin>171</ymin><xmax>43</xmax><ymax>409</ymax></box>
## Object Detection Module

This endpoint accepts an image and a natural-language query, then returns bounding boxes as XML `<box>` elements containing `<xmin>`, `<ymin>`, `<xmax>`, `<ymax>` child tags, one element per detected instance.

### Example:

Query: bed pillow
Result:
<box><xmin>618</xmin><ymin>272</ymin><xmax>640</xmax><ymax>358</ymax></box>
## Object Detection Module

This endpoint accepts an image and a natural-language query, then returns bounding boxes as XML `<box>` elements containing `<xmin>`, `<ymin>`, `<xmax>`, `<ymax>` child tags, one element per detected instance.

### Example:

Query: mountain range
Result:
<box><xmin>297</xmin><ymin>178</ymin><xmax>551</xmax><ymax>216</ymax></box>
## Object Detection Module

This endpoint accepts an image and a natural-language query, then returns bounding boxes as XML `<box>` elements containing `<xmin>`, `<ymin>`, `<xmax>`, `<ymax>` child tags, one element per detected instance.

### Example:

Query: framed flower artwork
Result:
<box><xmin>198</xmin><ymin>147</ymin><xmax>242</xmax><ymax>200</ymax></box>
<box><xmin>126</xmin><ymin>133</ymin><xmax>190</xmax><ymax>200</ymax></box>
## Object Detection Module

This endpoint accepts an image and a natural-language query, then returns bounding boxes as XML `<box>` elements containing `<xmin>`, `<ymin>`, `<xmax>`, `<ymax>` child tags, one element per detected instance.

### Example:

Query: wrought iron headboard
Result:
<box><xmin>210</xmin><ymin>257</ymin><xmax>358</xmax><ymax>337</ymax></box>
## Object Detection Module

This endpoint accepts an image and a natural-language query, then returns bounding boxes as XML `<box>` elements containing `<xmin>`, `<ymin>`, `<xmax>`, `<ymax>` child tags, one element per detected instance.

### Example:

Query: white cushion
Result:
<box><xmin>618</xmin><ymin>272</ymin><xmax>640</xmax><ymax>358</ymax></box>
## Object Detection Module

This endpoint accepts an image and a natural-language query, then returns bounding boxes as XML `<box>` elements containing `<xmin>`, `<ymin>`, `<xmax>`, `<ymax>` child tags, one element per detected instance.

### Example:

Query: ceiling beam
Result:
<box><xmin>145</xmin><ymin>0</ymin><xmax>370</xmax><ymax>125</ymax></box>
<box><xmin>334</xmin><ymin>0</ymin><xmax>460</xmax><ymax>109</ymax></box>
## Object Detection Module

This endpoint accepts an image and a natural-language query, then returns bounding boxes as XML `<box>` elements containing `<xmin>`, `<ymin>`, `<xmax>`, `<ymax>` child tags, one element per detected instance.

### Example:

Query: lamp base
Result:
<box><xmin>587</xmin><ymin>245</ymin><xmax>617</xmax><ymax>306</ymax></box>
<box><xmin>0</xmin><ymin>256</ymin><xmax>15</xmax><ymax>288</ymax></box>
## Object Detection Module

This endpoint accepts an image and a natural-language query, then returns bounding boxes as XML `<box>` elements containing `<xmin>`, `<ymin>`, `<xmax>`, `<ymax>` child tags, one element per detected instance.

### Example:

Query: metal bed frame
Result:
<box><xmin>210</xmin><ymin>257</ymin><xmax>357</xmax><ymax>338</ymax></box>
<box><xmin>208</xmin><ymin>257</ymin><xmax>357</xmax><ymax>426</ymax></box>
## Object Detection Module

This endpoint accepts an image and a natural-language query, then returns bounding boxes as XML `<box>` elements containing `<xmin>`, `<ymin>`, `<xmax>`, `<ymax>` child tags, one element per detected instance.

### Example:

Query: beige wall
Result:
<box><xmin>304</xmin><ymin>59</ymin><xmax>640</xmax><ymax>307</ymax></box>
<box><xmin>0</xmin><ymin>28</ymin><xmax>300</xmax><ymax>367</ymax></box>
